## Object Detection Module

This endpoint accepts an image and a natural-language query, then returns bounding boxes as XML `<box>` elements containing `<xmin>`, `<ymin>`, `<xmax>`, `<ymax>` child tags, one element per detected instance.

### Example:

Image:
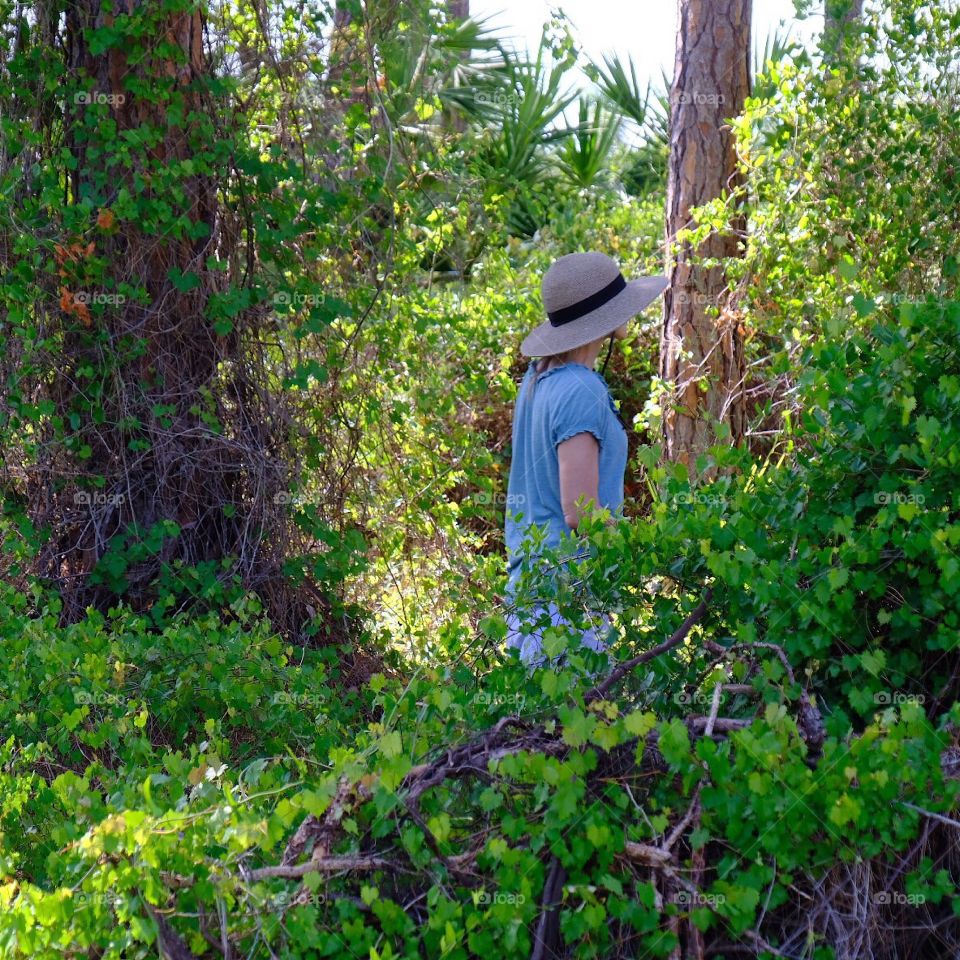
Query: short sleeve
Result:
<box><xmin>548</xmin><ymin>370</ymin><xmax>611</xmax><ymax>450</ymax></box>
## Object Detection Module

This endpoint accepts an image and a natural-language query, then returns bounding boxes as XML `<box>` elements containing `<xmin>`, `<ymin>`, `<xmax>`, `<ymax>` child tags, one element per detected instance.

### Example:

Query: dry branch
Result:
<box><xmin>247</xmin><ymin>854</ymin><xmax>402</xmax><ymax>882</ymax></box>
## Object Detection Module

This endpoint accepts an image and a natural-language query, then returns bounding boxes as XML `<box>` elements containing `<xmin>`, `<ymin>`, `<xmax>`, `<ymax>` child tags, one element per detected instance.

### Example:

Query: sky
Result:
<box><xmin>469</xmin><ymin>0</ymin><xmax>824</xmax><ymax>95</ymax></box>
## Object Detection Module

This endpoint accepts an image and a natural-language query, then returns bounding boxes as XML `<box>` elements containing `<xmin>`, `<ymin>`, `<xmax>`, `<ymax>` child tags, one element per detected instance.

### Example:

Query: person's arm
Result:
<box><xmin>558</xmin><ymin>432</ymin><xmax>599</xmax><ymax>530</ymax></box>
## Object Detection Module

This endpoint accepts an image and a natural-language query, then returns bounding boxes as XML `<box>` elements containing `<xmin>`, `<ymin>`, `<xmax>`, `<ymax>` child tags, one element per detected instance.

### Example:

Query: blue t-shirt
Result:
<box><xmin>504</xmin><ymin>361</ymin><xmax>628</xmax><ymax>592</ymax></box>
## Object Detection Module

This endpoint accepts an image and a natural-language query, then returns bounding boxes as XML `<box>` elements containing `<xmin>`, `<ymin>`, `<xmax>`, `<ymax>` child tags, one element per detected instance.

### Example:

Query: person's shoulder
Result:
<box><xmin>539</xmin><ymin>363</ymin><xmax>609</xmax><ymax>399</ymax></box>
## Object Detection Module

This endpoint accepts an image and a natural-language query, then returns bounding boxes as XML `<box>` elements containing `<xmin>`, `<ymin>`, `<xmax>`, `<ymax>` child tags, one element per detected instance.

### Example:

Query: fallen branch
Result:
<box><xmin>620</xmin><ymin>841</ymin><xmax>673</xmax><ymax>869</ymax></box>
<box><xmin>899</xmin><ymin>801</ymin><xmax>960</xmax><ymax>831</ymax></box>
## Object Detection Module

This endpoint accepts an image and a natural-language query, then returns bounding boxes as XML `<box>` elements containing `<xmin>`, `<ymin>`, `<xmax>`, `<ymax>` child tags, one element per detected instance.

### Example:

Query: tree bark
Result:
<box><xmin>326</xmin><ymin>1</ymin><xmax>359</xmax><ymax>92</ymax></box>
<box><xmin>47</xmin><ymin>0</ymin><xmax>308</xmax><ymax>633</ymax></box>
<box><xmin>660</xmin><ymin>0</ymin><xmax>750</xmax><ymax>471</ymax></box>
<box><xmin>54</xmin><ymin>0</ymin><xmax>222</xmax><ymax>613</ymax></box>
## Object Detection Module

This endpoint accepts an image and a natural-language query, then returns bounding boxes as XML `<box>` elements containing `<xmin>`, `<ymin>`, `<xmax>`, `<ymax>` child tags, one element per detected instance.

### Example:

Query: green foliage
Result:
<box><xmin>3</xmin><ymin>286</ymin><xmax>959</xmax><ymax>954</ymax></box>
<box><xmin>2</xmin><ymin>0</ymin><xmax>960</xmax><ymax>956</ymax></box>
<box><xmin>556</xmin><ymin>97</ymin><xmax>623</xmax><ymax>190</ymax></box>
<box><xmin>0</xmin><ymin>567</ymin><xmax>955</xmax><ymax>957</ymax></box>
<box><xmin>726</xmin><ymin>0</ymin><xmax>960</xmax><ymax>353</ymax></box>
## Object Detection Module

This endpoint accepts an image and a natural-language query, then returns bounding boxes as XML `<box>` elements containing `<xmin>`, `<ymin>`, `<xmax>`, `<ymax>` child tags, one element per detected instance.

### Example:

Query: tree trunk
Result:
<box><xmin>45</xmin><ymin>0</ymin><xmax>312</xmax><ymax>634</ymax></box>
<box><xmin>660</xmin><ymin>0</ymin><xmax>750</xmax><ymax>472</ymax></box>
<box><xmin>823</xmin><ymin>0</ymin><xmax>863</xmax><ymax>67</ymax></box>
<box><xmin>326</xmin><ymin>1</ymin><xmax>360</xmax><ymax>92</ymax></box>
<box><xmin>54</xmin><ymin>0</ymin><xmax>221</xmax><ymax>614</ymax></box>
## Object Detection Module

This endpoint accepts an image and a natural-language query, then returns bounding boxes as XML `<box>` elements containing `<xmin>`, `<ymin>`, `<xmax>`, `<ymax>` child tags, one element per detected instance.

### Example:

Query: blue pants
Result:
<box><xmin>504</xmin><ymin>602</ymin><xmax>613</xmax><ymax>671</ymax></box>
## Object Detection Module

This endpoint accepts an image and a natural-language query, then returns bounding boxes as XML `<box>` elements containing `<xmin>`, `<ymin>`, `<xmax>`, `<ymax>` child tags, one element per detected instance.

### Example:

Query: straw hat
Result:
<box><xmin>520</xmin><ymin>252</ymin><xmax>669</xmax><ymax>357</ymax></box>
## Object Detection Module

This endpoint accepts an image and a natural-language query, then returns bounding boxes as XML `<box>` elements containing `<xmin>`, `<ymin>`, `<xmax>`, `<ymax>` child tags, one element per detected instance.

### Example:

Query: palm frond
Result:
<box><xmin>749</xmin><ymin>24</ymin><xmax>802</xmax><ymax>106</ymax></box>
<box><xmin>555</xmin><ymin>96</ymin><xmax>623</xmax><ymax>189</ymax></box>
<box><xmin>591</xmin><ymin>51</ymin><xmax>652</xmax><ymax>128</ymax></box>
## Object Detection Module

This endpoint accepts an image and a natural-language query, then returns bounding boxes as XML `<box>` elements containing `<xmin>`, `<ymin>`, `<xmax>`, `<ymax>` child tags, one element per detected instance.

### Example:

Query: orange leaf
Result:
<box><xmin>96</xmin><ymin>209</ymin><xmax>115</xmax><ymax>230</ymax></box>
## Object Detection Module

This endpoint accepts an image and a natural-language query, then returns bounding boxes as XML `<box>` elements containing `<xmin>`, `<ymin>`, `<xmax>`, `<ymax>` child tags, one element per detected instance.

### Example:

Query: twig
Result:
<box><xmin>704</xmin><ymin>681</ymin><xmax>723</xmax><ymax>736</ymax></box>
<box><xmin>899</xmin><ymin>801</ymin><xmax>960</xmax><ymax>831</ymax></box>
<box><xmin>704</xmin><ymin>637</ymin><xmax>796</xmax><ymax>687</ymax></box>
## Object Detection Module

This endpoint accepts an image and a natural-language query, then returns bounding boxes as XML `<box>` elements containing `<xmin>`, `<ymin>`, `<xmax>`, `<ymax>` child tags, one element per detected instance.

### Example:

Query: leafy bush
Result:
<box><xmin>4</xmin><ymin>294</ymin><xmax>960</xmax><ymax>958</ymax></box>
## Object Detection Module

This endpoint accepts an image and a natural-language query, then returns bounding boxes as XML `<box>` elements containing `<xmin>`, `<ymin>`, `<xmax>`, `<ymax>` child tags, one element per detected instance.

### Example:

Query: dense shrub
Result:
<box><xmin>2</xmin><ymin>0</ymin><xmax>960</xmax><ymax>957</ymax></box>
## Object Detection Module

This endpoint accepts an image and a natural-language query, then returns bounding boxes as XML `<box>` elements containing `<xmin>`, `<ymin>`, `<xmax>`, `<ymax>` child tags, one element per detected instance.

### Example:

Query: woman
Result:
<box><xmin>503</xmin><ymin>251</ymin><xmax>668</xmax><ymax>668</ymax></box>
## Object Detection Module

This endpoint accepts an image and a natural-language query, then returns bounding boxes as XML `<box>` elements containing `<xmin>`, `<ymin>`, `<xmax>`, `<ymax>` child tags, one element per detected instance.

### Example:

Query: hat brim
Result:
<box><xmin>520</xmin><ymin>275</ymin><xmax>669</xmax><ymax>357</ymax></box>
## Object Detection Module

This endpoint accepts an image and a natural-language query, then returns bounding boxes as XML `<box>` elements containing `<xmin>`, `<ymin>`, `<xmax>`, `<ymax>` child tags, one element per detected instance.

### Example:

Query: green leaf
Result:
<box><xmin>380</xmin><ymin>730</ymin><xmax>403</xmax><ymax>758</ymax></box>
<box><xmin>827</xmin><ymin>567</ymin><xmax>849</xmax><ymax>590</ymax></box>
<box><xmin>658</xmin><ymin>719</ymin><xmax>691</xmax><ymax>768</ymax></box>
<box><xmin>828</xmin><ymin>792</ymin><xmax>862</xmax><ymax>827</ymax></box>
<box><xmin>624</xmin><ymin>710</ymin><xmax>657</xmax><ymax>737</ymax></box>
<box><xmin>838</xmin><ymin>255</ymin><xmax>859</xmax><ymax>280</ymax></box>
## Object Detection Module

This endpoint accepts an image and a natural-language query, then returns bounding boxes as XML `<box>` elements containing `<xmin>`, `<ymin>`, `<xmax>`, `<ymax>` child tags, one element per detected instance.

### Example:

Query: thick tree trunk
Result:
<box><xmin>660</xmin><ymin>0</ymin><xmax>750</xmax><ymax>471</ymax></box>
<box><xmin>54</xmin><ymin>0</ymin><xmax>221</xmax><ymax>613</ymax></box>
<box><xmin>47</xmin><ymin>0</ymin><xmax>310</xmax><ymax>633</ymax></box>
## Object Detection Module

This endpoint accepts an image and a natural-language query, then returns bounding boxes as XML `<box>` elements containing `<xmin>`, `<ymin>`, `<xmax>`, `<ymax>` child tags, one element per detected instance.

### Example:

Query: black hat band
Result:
<box><xmin>547</xmin><ymin>273</ymin><xmax>627</xmax><ymax>327</ymax></box>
